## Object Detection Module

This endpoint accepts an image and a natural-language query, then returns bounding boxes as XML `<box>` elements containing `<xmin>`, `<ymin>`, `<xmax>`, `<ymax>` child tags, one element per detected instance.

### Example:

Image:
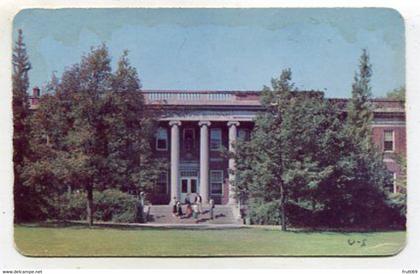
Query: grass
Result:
<box><xmin>14</xmin><ymin>224</ymin><xmax>405</xmax><ymax>257</ymax></box>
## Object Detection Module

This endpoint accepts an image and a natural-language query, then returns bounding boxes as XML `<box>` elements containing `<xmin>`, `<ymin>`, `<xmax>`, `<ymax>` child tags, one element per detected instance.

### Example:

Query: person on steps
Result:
<box><xmin>196</xmin><ymin>194</ymin><xmax>203</xmax><ymax>213</ymax></box>
<box><xmin>172</xmin><ymin>197</ymin><xmax>178</xmax><ymax>217</ymax></box>
<box><xmin>192</xmin><ymin>202</ymin><xmax>199</xmax><ymax>223</ymax></box>
<box><xmin>209</xmin><ymin>198</ymin><xmax>215</xmax><ymax>220</ymax></box>
<box><xmin>185</xmin><ymin>201</ymin><xmax>192</xmax><ymax>218</ymax></box>
<box><xmin>176</xmin><ymin>200</ymin><xmax>183</xmax><ymax>218</ymax></box>
<box><xmin>185</xmin><ymin>193</ymin><xmax>191</xmax><ymax>206</ymax></box>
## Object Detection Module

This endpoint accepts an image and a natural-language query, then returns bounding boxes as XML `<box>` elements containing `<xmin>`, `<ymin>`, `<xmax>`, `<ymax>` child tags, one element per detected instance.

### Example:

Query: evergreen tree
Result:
<box><xmin>347</xmin><ymin>49</ymin><xmax>373</xmax><ymax>148</ymax></box>
<box><xmin>12</xmin><ymin>29</ymin><xmax>33</xmax><ymax>221</ymax></box>
<box><xmin>328</xmin><ymin>49</ymin><xmax>393</xmax><ymax>228</ymax></box>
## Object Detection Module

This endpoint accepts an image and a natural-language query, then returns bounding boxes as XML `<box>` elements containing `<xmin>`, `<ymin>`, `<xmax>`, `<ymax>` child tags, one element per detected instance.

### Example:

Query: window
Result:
<box><xmin>183</xmin><ymin>128</ymin><xmax>195</xmax><ymax>151</ymax></box>
<box><xmin>210</xmin><ymin>170</ymin><xmax>224</xmax><ymax>195</ymax></box>
<box><xmin>156</xmin><ymin>172</ymin><xmax>168</xmax><ymax>194</ymax></box>
<box><xmin>210</xmin><ymin>128</ymin><xmax>222</xmax><ymax>150</ymax></box>
<box><xmin>180</xmin><ymin>170</ymin><xmax>198</xmax><ymax>177</ymax></box>
<box><xmin>384</xmin><ymin>130</ymin><xmax>394</xmax><ymax>152</ymax></box>
<box><xmin>238</xmin><ymin>128</ymin><xmax>251</xmax><ymax>141</ymax></box>
<box><xmin>156</xmin><ymin>127</ymin><xmax>168</xmax><ymax>151</ymax></box>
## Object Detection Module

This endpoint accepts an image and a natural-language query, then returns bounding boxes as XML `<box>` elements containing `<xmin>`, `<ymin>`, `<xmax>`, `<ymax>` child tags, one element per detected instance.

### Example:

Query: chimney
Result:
<box><xmin>32</xmin><ymin>86</ymin><xmax>40</xmax><ymax>97</ymax></box>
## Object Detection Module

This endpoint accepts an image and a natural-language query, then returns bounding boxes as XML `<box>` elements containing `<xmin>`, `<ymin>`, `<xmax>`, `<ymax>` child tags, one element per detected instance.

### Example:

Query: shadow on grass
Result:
<box><xmin>16</xmin><ymin>221</ymin><xmax>407</xmax><ymax>235</ymax></box>
<box><xmin>16</xmin><ymin>221</ymin><xmax>250</xmax><ymax>232</ymax></box>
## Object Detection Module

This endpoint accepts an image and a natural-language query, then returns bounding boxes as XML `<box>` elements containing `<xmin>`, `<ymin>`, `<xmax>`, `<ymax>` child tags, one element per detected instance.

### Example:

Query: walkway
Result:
<box><xmin>148</xmin><ymin>204</ymin><xmax>242</xmax><ymax>225</ymax></box>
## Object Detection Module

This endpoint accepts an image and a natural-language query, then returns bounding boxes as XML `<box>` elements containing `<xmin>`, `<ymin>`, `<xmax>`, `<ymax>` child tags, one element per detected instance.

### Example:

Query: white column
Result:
<box><xmin>228</xmin><ymin>121</ymin><xmax>240</xmax><ymax>205</ymax></box>
<box><xmin>199</xmin><ymin>121</ymin><xmax>211</xmax><ymax>204</ymax></box>
<box><xmin>169</xmin><ymin>120</ymin><xmax>181</xmax><ymax>204</ymax></box>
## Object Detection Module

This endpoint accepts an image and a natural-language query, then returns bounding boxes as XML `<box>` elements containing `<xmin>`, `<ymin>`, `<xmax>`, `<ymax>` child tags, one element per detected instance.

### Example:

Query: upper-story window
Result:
<box><xmin>384</xmin><ymin>130</ymin><xmax>394</xmax><ymax>152</ymax></box>
<box><xmin>210</xmin><ymin>128</ymin><xmax>222</xmax><ymax>150</ymax></box>
<box><xmin>183</xmin><ymin>128</ymin><xmax>195</xmax><ymax>151</ymax></box>
<box><xmin>156</xmin><ymin>127</ymin><xmax>168</xmax><ymax>151</ymax></box>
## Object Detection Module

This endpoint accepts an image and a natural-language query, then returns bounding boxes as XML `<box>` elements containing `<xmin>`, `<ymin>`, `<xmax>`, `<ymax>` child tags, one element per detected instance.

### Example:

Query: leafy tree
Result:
<box><xmin>234</xmin><ymin>51</ymin><xmax>397</xmax><ymax>230</ymax></box>
<box><xmin>12</xmin><ymin>29</ymin><xmax>33</xmax><ymax>221</ymax></box>
<box><xmin>386</xmin><ymin>86</ymin><xmax>405</xmax><ymax>102</ymax></box>
<box><xmin>394</xmin><ymin>154</ymin><xmax>407</xmax><ymax>195</ymax></box>
<box><xmin>103</xmin><ymin>51</ymin><xmax>164</xmax><ymax>195</ymax></box>
<box><xmin>21</xmin><ymin>91</ymin><xmax>74</xmax><ymax>220</ymax></box>
<box><xmin>23</xmin><ymin>45</ymin><xmax>160</xmax><ymax>225</ymax></box>
<box><xmin>234</xmin><ymin>69</ymin><xmax>342</xmax><ymax>230</ymax></box>
<box><xmin>64</xmin><ymin>45</ymin><xmax>113</xmax><ymax>226</ymax></box>
<box><xmin>386</xmin><ymin>153</ymin><xmax>406</xmax><ymax>225</ymax></box>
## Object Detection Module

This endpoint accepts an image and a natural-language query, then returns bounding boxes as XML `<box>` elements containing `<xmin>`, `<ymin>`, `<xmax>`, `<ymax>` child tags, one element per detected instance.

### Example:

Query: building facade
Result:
<box><xmin>28</xmin><ymin>88</ymin><xmax>406</xmax><ymax>205</ymax></box>
<box><xmin>141</xmin><ymin>90</ymin><xmax>406</xmax><ymax>205</ymax></box>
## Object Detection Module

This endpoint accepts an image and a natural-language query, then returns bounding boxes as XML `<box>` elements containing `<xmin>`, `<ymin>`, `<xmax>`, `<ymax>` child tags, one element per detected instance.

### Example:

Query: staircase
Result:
<box><xmin>148</xmin><ymin>204</ymin><xmax>242</xmax><ymax>225</ymax></box>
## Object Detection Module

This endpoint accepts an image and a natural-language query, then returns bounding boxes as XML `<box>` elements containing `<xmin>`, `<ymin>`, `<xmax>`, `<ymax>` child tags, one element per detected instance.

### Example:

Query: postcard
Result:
<box><xmin>10</xmin><ymin>7</ymin><xmax>406</xmax><ymax>257</ymax></box>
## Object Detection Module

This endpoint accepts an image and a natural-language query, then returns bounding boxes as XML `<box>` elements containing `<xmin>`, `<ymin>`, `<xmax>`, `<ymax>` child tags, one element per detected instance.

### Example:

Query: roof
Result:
<box><xmin>142</xmin><ymin>90</ymin><xmax>405</xmax><ymax>113</ymax></box>
<box><xmin>29</xmin><ymin>89</ymin><xmax>405</xmax><ymax>115</ymax></box>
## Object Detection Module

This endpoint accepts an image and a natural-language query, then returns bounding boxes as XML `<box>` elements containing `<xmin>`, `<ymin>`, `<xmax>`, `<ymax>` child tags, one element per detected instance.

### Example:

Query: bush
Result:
<box><xmin>284</xmin><ymin>203</ymin><xmax>315</xmax><ymax>227</ymax></box>
<box><xmin>245</xmin><ymin>198</ymin><xmax>405</xmax><ymax>230</ymax></box>
<box><xmin>249</xmin><ymin>200</ymin><xmax>281</xmax><ymax>225</ymax></box>
<box><xmin>57</xmin><ymin>189</ymin><xmax>139</xmax><ymax>223</ymax></box>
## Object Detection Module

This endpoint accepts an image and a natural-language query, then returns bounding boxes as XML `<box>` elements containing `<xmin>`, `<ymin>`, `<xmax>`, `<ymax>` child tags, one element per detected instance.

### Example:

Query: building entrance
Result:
<box><xmin>180</xmin><ymin>177</ymin><xmax>199</xmax><ymax>203</ymax></box>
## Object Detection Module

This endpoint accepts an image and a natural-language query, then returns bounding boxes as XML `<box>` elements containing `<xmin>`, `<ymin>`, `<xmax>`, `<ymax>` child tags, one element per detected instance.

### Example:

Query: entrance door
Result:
<box><xmin>180</xmin><ymin>177</ymin><xmax>198</xmax><ymax>203</ymax></box>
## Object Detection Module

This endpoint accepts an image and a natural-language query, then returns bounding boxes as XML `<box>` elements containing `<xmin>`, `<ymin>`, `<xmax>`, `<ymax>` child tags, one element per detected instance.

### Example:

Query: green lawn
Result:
<box><xmin>14</xmin><ymin>224</ymin><xmax>405</xmax><ymax>257</ymax></box>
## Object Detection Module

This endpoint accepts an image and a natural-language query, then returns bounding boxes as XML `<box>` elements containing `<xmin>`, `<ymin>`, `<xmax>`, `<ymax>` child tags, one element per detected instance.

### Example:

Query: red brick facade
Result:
<box><xmin>29</xmin><ymin>90</ymin><xmax>406</xmax><ymax>204</ymax></box>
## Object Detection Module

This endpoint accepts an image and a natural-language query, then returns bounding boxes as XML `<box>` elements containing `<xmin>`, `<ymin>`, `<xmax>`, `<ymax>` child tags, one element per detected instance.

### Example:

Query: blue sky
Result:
<box><xmin>13</xmin><ymin>8</ymin><xmax>405</xmax><ymax>98</ymax></box>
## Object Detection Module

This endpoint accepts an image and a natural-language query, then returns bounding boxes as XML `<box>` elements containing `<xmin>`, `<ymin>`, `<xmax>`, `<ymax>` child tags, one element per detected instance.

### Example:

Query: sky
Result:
<box><xmin>13</xmin><ymin>8</ymin><xmax>405</xmax><ymax>98</ymax></box>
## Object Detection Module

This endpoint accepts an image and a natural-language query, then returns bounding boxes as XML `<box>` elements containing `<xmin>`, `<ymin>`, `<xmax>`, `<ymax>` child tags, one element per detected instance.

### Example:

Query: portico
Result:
<box><xmin>169</xmin><ymin>119</ymin><xmax>241</xmax><ymax>205</ymax></box>
<box><xmin>145</xmin><ymin>90</ymin><xmax>262</xmax><ymax>206</ymax></box>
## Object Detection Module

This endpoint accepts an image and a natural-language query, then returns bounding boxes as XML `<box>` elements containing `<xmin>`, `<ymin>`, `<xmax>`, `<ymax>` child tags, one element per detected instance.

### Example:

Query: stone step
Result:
<box><xmin>148</xmin><ymin>204</ymin><xmax>241</xmax><ymax>225</ymax></box>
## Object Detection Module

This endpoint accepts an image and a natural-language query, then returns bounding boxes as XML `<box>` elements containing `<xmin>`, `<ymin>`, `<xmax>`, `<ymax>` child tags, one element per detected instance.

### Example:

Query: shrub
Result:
<box><xmin>249</xmin><ymin>200</ymin><xmax>281</xmax><ymax>225</ymax></box>
<box><xmin>57</xmin><ymin>189</ymin><xmax>138</xmax><ymax>223</ymax></box>
<box><xmin>284</xmin><ymin>203</ymin><xmax>315</xmax><ymax>227</ymax></box>
<box><xmin>248</xmin><ymin>200</ymin><xmax>319</xmax><ymax>227</ymax></box>
<box><xmin>57</xmin><ymin>190</ymin><xmax>86</xmax><ymax>221</ymax></box>
<box><xmin>245</xmin><ymin>198</ymin><xmax>404</xmax><ymax>230</ymax></box>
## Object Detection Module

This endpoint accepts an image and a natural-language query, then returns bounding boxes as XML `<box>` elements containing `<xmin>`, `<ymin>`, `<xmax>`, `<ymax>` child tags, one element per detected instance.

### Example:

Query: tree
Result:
<box><xmin>24</xmin><ymin>45</ymin><xmax>160</xmax><ymax>225</ymax></box>
<box><xmin>327</xmin><ymin>49</ymin><xmax>393</xmax><ymax>228</ymax></box>
<box><xmin>386</xmin><ymin>86</ymin><xmax>405</xmax><ymax>102</ymax></box>
<box><xmin>234</xmin><ymin>69</ymin><xmax>341</xmax><ymax>230</ymax></box>
<box><xmin>103</xmin><ymin>51</ymin><xmax>164</xmax><ymax>195</ymax></box>
<box><xmin>12</xmin><ymin>29</ymin><xmax>33</xmax><ymax>221</ymax></box>
<box><xmin>65</xmin><ymin>45</ymin><xmax>113</xmax><ymax>226</ymax></box>
<box><xmin>21</xmin><ymin>91</ymin><xmax>74</xmax><ymax>220</ymax></box>
<box><xmin>384</xmin><ymin>153</ymin><xmax>406</xmax><ymax>228</ymax></box>
<box><xmin>347</xmin><ymin>49</ymin><xmax>374</xmax><ymax>148</ymax></box>
<box><xmin>234</xmin><ymin>51</ymin><xmax>396</xmax><ymax>230</ymax></box>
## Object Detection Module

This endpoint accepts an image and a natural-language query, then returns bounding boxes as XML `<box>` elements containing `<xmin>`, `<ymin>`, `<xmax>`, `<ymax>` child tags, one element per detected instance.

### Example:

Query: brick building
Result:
<box><xmin>29</xmin><ymin>88</ymin><xmax>406</xmax><ymax>205</ymax></box>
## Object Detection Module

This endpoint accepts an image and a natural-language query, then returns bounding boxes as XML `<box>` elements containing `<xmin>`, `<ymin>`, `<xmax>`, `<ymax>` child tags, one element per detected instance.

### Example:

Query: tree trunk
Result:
<box><xmin>280</xmin><ymin>182</ymin><xmax>287</xmax><ymax>231</ymax></box>
<box><xmin>86</xmin><ymin>185</ymin><xmax>93</xmax><ymax>227</ymax></box>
